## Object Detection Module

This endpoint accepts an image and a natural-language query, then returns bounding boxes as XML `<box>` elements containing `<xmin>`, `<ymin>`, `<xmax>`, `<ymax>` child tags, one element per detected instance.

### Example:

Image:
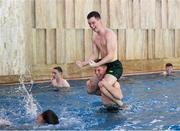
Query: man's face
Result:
<box><xmin>166</xmin><ymin>66</ymin><xmax>173</xmax><ymax>75</ymax></box>
<box><xmin>52</xmin><ymin>69</ymin><xmax>60</xmax><ymax>79</ymax></box>
<box><xmin>36</xmin><ymin>114</ymin><xmax>45</xmax><ymax>124</ymax></box>
<box><xmin>88</xmin><ymin>17</ymin><xmax>100</xmax><ymax>32</ymax></box>
<box><xmin>95</xmin><ymin>66</ymin><xmax>106</xmax><ymax>79</ymax></box>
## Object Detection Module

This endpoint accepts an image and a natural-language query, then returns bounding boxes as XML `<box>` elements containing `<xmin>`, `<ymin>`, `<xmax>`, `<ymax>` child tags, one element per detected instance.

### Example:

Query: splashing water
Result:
<box><xmin>18</xmin><ymin>71</ymin><xmax>41</xmax><ymax>119</ymax></box>
<box><xmin>0</xmin><ymin>118</ymin><xmax>11</xmax><ymax>127</ymax></box>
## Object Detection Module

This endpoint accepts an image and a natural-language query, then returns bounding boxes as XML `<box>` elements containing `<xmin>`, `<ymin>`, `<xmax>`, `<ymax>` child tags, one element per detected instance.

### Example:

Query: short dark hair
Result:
<box><xmin>41</xmin><ymin>110</ymin><xmax>59</xmax><ymax>125</ymax></box>
<box><xmin>87</xmin><ymin>11</ymin><xmax>101</xmax><ymax>19</ymax></box>
<box><xmin>166</xmin><ymin>63</ymin><xmax>173</xmax><ymax>67</ymax></box>
<box><xmin>54</xmin><ymin>66</ymin><xmax>63</xmax><ymax>73</ymax></box>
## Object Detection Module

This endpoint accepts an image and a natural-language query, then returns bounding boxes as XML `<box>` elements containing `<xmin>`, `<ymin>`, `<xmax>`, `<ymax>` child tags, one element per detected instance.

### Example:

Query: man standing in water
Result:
<box><xmin>76</xmin><ymin>11</ymin><xmax>124</xmax><ymax>108</ymax></box>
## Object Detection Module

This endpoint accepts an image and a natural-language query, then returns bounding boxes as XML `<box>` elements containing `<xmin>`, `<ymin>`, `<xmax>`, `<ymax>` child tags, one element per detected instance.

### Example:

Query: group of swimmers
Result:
<box><xmin>36</xmin><ymin>11</ymin><xmax>174</xmax><ymax>125</ymax></box>
<box><xmin>36</xmin><ymin>62</ymin><xmax>174</xmax><ymax>125</ymax></box>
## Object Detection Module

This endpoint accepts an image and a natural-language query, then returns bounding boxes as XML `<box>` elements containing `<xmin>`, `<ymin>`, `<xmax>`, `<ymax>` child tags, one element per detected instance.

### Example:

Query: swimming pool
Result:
<box><xmin>0</xmin><ymin>72</ymin><xmax>180</xmax><ymax>130</ymax></box>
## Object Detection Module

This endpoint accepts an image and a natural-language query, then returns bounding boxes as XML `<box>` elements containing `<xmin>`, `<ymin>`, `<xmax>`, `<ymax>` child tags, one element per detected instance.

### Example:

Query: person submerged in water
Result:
<box><xmin>86</xmin><ymin>59</ymin><xmax>127</xmax><ymax>111</ymax></box>
<box><xmin>36</xmin><ymin>110</ymin><xmax>59</xmax><ymax>125</ymax></box>
<box><xmin>51</xmin><ymin>66</ymin><xmax>70</xmax><ymax>89</ymax></box>
<box><xmin>161</xmin><ymin>63</ymin><xmax>174</xmax><ymax>76</ymax></box>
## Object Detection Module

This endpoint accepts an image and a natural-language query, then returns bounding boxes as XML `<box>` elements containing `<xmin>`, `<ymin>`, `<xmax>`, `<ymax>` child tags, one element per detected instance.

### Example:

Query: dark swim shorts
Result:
<box><xmin>106</xmin><ymin>60</ymin><xmax>123</xmax><ymax>79</ymax></box>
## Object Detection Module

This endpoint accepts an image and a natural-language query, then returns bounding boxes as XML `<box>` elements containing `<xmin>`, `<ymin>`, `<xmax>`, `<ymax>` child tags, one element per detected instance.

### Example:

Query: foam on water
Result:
<box><xmin>0</xmin><ymin>118</ymin><xmax>11</xmax><ymax>126</ymax></box>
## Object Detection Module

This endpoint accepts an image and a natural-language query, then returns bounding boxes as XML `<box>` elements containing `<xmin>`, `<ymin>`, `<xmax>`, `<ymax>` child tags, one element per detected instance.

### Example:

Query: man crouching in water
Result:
<box><xmin>86</xmin><ymin>60</ymin><xmax>126</xmax><ymax>110</ymax></box>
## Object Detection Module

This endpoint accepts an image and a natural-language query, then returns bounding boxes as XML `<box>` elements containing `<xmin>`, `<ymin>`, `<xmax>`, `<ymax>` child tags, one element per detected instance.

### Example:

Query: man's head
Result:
<box><xmin>52</xmin><ymin>66</ymin><xmax>63</xmax><ymax>79</ymax></box>
<box><xmin>165</xmin><ymin>63</ymin><xmax>173</xmax><ymax>75</ymax></box>
<box><xmin>36</xmin><ymin>110</ymin><xmax>59</xmax><ymax>125</ymax></box>
<box><xmin>94</xmin><ymin>59</ymin><xmax>107</xmax><ymax>80</ymax></box>
<box><xmin>87</xmin><ymin>11</ymin><xmax>102</xmax><ymax>32</ymax></box>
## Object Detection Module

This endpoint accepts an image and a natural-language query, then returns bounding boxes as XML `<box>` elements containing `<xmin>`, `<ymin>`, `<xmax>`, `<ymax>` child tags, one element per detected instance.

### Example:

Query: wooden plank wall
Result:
<box><xmin>31</xmin><ymin>0</ymin><xmax>180</xmax><ymax>80</ymax></box>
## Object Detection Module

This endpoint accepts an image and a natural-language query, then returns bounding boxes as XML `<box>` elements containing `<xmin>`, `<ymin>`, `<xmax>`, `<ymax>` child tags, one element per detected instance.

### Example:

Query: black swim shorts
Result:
<box><xmin>106</xmin><ymin>60</ymin><xmax>123</xmax><ymax>79</ymax></box>
<box><xmin>105</xmin><ymin>104</ymin><xmax>120</xmax><ymax>112</ymax></box>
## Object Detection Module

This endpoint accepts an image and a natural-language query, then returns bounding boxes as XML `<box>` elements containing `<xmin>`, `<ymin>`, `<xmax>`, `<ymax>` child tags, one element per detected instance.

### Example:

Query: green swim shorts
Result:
<box><xmin>106</xmin><ymin>60</ymin><xmax>123</xmax><ymax>79</ymax></box>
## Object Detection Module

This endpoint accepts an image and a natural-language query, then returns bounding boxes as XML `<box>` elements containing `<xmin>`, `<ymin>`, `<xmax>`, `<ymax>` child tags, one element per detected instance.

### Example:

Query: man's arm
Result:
<box><xmin>76</xmin><ymin>35</ymin><xmax>99</xmax><ymax>67</ymax></box>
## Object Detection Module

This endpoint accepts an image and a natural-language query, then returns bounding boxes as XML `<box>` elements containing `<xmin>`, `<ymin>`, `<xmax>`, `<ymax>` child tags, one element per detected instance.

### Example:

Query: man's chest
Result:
<box><xmin>95</xmin><ymin>38</ymin><xmax>107</xmax><ymax>50</ymax></box>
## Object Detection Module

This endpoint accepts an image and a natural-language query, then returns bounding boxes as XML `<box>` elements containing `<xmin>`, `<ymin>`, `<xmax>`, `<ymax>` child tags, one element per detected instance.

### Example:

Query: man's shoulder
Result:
<box><xmin>105</xmin><ymin>29</ymin><xmax>116</xmax><ymax>37</ymax></box>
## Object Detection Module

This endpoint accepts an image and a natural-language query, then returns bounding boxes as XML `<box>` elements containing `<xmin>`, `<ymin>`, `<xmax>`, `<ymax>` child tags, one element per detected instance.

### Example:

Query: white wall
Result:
<box><xmin>0</xmin><ymin>0</ymin><xmax>30</xmax><ymax>75</ymax></box>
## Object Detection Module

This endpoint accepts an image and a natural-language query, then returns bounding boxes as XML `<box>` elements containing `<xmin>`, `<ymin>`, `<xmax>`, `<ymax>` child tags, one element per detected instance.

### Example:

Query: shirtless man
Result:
<box><xmin>76</xmin><ymin>11</ymin><xmax>124</xmax><ymax>107</ymax></box>
<box><xmin>51</xmin><ymin>66</ymin><xmax>70</xmax><ymax>88</ymax></box>
<box><xmin>86</xmin><ymin>60</ymin><xmax>124</xmax><ymax>108</ymax></box>
<box><xmin>161</xmin><ymin>63</ymin><xmax>174</xmax><ymax>76</ymax></box>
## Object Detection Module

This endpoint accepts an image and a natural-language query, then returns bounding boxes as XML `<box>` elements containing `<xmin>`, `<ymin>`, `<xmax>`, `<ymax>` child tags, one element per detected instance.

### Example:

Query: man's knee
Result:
<box><xmin>98</xmin><ymin>82</ymin><xmax>106</xmax><ymax>93</ymax></box>
<box><xmin>86</xmin><ymin>80</ymin><xmax>99</xmax><ymax>94</ymax></box>
<box><xmin>87</xmin><ymin>85</ymin><xmax>94</xmax><ymax>94</ymax></box>
<box><xmin>98</xmin><ymin>81</ymin><xmax>103</xmax><ymax>88</ymax></box>
<box><xmin>98</xmin><ymin>80</ymin><xmax>112</xmax><ymax>89</ymax></box>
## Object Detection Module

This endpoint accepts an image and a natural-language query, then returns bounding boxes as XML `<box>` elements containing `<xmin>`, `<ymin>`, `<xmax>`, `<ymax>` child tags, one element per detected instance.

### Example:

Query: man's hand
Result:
<box><xmin>89</xmin><ymin>60</ymin><xmax>98</xmax><ymax>67</ymax></box>
<box><xmin>76</xmin><ymin>60</ymin><xmax>83</xmax><ymax>68</ymax></box>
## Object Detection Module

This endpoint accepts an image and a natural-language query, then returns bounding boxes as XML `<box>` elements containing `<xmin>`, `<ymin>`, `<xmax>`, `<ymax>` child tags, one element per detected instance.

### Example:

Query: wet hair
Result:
<box><xmin>41</xmin><ymin>110</ymin><xmax>59</xmax><ymax>125</ymax></box>
<box><xmin>165</xmin><ymin>63</ymin><xmax>173</xmax><ymax>67</ymax></box>
<box><xmin>87</xmin><ymin>11</ymin><xmax>101</xmax><ymax>19</ymax></box>
<box><xmin>54</xmin><ymin>66</ymin><xmax>63</xmax><ymax>73</ymax></box>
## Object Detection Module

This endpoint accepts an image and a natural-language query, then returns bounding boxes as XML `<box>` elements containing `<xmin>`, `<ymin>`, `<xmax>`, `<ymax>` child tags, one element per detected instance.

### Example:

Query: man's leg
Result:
<box><xmin>98</xmin><ymin>74</ymin><xmax>123</xmax><ymax>106</ymax></box>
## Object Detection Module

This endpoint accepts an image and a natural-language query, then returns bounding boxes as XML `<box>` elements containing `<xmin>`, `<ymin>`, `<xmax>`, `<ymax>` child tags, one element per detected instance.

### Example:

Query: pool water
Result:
<box><xmin>0</xmin><ymin>72</ymin><xmax>180</xmax><ymax>130</ymax></box>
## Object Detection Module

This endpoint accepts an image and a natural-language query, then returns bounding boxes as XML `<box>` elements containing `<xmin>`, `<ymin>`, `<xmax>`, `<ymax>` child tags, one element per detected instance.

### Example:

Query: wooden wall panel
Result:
<box><xmin>25</xmin><ymin>0</ymin><xmax>34</xmax><ymax>67</ymax></box>
<box><xmin>155</xmin><ymin>29</ymin><xmax>164</xmax><ymax>58</ymax></box>
<box><xmin>126</xmin><ymin>29</ymin><xmax>134</xmax><ymax>60</ymax></box>
<box><xmin>126</xmin><ymin>0</ymin><xmax>133</xmax><ymax>28</ymax></box>
<box><xmin>163</xmin><ymin>30</ymin><xmax>175</xmax><ymax>58</ymax></box>
<box><xmin>31</xmin><ymin>0</ymin><xmax>36</xmax><ymax>28</ymax></box>
<box><xmin>75</xmin><ymin>0</ymin><xmax>94</xmax><ymax>29</ymax></box>
<box><xmin>147</xmin><ymin>30</ymin><xmax>155</xmax><ymax>59</ymax></box>
<box><xmin>101</xmin><ymin>0</ymin><xmax>109</xmax><ymax>27</ymax></box>
<box><xmin>65</xmin><ymin>0</ymin><xmax>75</xmax><ymax>28</ymax></box>
<box><xmin>57</xmin><ymin>0</ymin><xmax>65</xmax><ymax>29</ymax></box>
<box><xmin>109</xmin><ymin>0</ymin><xmax>129</xmax><ymax>29</ymax></box>
<box><xmin>46</xmin><ymin>29</ymin><xmax>56</xmax><ymax>64</ymax></box>
<box><xmin>118</xmin><ymin>29</ymin><xmax>126</xmax><ymax>60</ymax></box>
<box><xmin>133</xmin><ymin>0</ymin><xmax>140</xmax><ymax>28</ymax></box>
<box><xmin>140</xmin><ymin>0</ymin><xmax>155</xmax><ymax>29</ymax></box>
<box><xmin>155</xmin><ymin>30</ymin><xmax>175</xmax><ymax>58</ymax></box>
<box><xmin>84</xmin><ymin>30</ymin><xmax>93</xmax><ymax>60</ymax></box>
<box><xmin>76</xmin><ymin>30</ymin><xmax>85</xmax><ymax>61</ymax></box>
<box><xmin>56</xmin><ymin>29</ymin><xmax>65</xmax><ymax>64</ymax></box>
<box><xmin>65</xmin><ymin>29</ymin><xmax>76</xmax><ymax>63</ymax></box>
<box><xmin>75</xmin><ymin>0</ymin><xmax>86</xmax><ymax>28</ymax></box>
<box><xmin>175</xmin><ymin>30</ymin><xmax>180</xmax><ymax>57</ymax></box>
<box><xmin>155</xmin><ymin>0</ymin><xmax>162</xmax><ymax>28</ymax></box>
<box><xmin>161</xmin><ymin>0</ymin><xmax>168</xmax><ymax>28</ymax></box>
<box><xmin>32</xmin><ymin>29</ymin><xmax>37</xmax><ymax>65</ymax></box>
<box><xmin>168</xmin><ymin>0</ymin><xmax>180</xmax><ymax>28</ymax></box>
<box><xmin>93</xmin><ymin>0</ymin><xmax>101</xmax><ymax>13</ymax></box>
<box><xmin>126</xmin><ymin>29</ymin><xmax>147</xmax><ymax>60</ymax></box>
<box><xmin>35</xmin><ymin>0</ymin><xmax>57</xmax><ymax>28</ymax></box>
<box><xmin>36</xmin><ymin>29</ymin><xmax>46</xmax><ymax>64</ymax></box>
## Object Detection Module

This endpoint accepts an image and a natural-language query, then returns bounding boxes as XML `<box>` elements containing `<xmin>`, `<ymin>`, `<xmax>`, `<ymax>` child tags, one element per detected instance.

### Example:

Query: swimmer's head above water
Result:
<box><xmin>52</xmin><ymin>66</ymin><xmax>63</xmax><ymax>79</ymax></box>
<box><xmin>36</xmin><ymin>110</ymin><xmax>59</xmax><ymax>125</ymax></box>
